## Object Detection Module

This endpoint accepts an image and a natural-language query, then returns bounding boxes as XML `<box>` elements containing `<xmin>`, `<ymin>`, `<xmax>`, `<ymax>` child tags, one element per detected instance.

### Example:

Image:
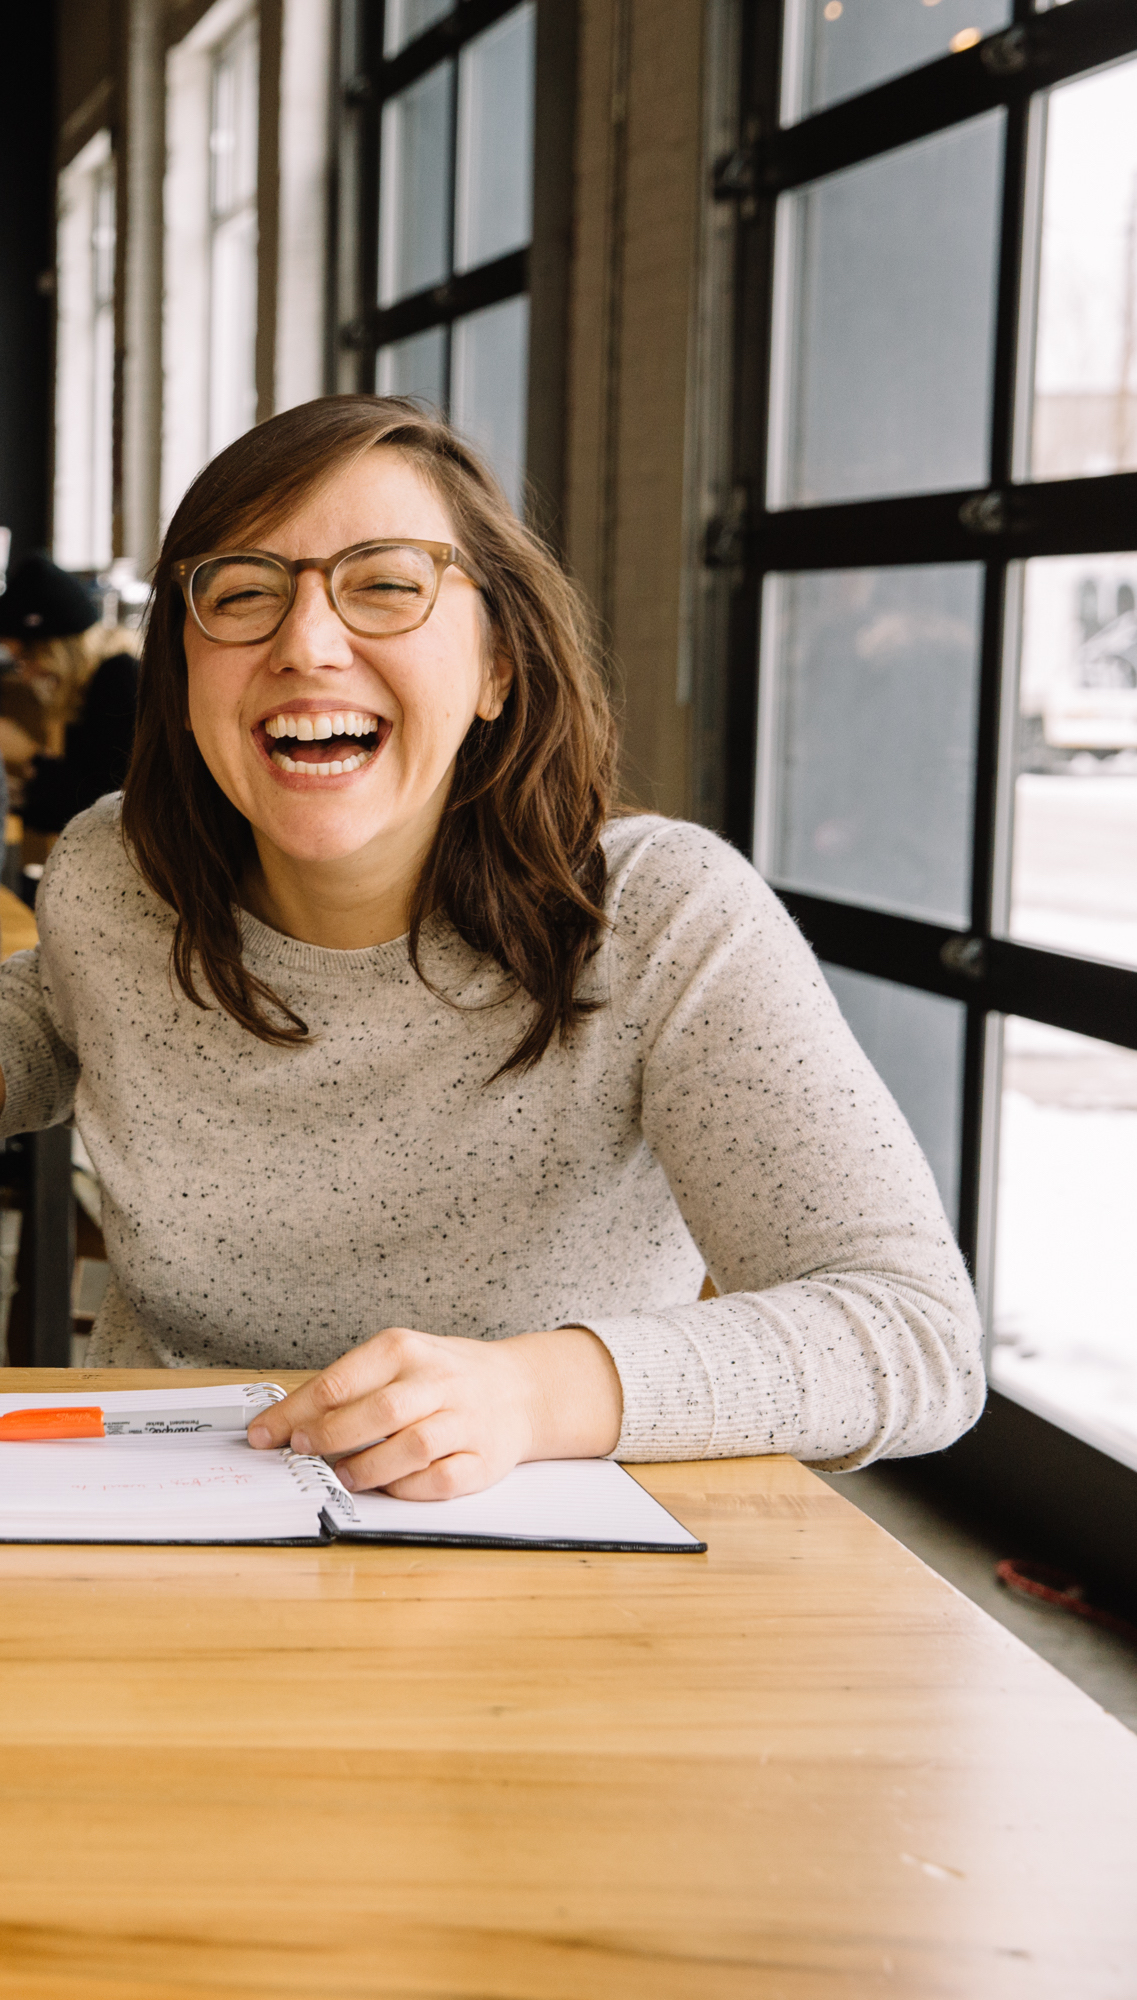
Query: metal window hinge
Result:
<box><xmin>342</xmin><ymin>73</ymin><xmax>373</xmax><ymax>107</ymax></box>
<box><xmin>712</xmin><ymin>147</ymin><xmax>758</xmax><ymax>202</ymax></box>
<box><xmin>704</xmin><ymin>491</ymin><xmax>751</xmax><ymax>569</ymax></box>
<box><xmin>939</xmin><ymin>935</ymin><xmax>987</xmax><ymax>980</ymax></box>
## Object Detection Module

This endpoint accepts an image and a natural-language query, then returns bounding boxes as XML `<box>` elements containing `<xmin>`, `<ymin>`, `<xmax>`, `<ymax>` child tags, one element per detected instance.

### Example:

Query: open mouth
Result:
<box><xmin>257</xmin><ymin>709</ymin><xmax>388</xmax><ymax>778</ymax></box>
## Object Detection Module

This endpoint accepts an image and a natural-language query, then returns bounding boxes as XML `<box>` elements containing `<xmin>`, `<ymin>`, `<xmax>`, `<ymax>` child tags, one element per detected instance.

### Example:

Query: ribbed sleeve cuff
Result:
<box><xmin>584</xmin><ymin>1313</ymin><xmax>716</xmax><ymax>1460</ymax></box>
<box><xmin>581</xmin><ymin>1302</ymin><xmax>801</xmax><ymax>1462</ymax></box>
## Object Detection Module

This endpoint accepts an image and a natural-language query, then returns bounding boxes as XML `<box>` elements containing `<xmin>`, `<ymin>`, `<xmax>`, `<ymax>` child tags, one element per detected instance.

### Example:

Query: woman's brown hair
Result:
<box><xmin>121</xmin><ymin>395</ymin><xmax>617</xmax><ymax>1074</ymax></box>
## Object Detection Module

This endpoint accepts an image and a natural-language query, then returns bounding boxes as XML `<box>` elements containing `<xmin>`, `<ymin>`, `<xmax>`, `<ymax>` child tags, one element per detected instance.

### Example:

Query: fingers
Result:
<box><xmin>246</xmin><ymin>1329</ymin><xmax>415</xmax><ymax>1449</ymax></box>
<box><xmin>334</xmin><ymin>1411</ymin><xmax>464</xmax><ymax>1493</ymax></box>
<box><xmin>244</xmin><ymin>1325</ymin><xmax>526</xmax><ymax>1502</ymax></box>
<box><xmin>381</xmin><ymin>1453</ymin><xmax>495</xmax><ymax>1501</ymax></box>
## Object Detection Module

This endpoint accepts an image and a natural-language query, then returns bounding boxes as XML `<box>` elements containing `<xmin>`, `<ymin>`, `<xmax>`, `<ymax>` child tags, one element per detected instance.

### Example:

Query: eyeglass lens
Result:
<box><xmin>190</xmin><ymin>546</ymin><xmax>440</xmax><ymax>640</ymax></box>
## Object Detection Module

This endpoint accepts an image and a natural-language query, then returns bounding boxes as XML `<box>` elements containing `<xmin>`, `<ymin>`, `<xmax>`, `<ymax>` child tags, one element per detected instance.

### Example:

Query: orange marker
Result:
<box><xmin>0</xmin><ymin>1406</ymin><xmax>105</xmax><ymax>1441</ymax></box>
<box><xmin>0</xmin><ymin>1399</ymin><xmax>273</xmax><ymax>1440</ymax></box>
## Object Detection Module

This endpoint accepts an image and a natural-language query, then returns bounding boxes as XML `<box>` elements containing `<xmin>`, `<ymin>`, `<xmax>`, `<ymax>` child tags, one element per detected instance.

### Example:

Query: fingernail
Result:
<box><xmin>337</xmin><ymin>1463</ymin><xmax>356</xmax><ymax>1490</ymax></box>
<box><xmin>247</xmin><ymin>1423</ymin><xmax>271</xmax><ymax>1448</ymax></box>
<box><xmin>291</xmin><ymin>1430</ymin><xmax>311</xmax><ymax>1454</ymax></box>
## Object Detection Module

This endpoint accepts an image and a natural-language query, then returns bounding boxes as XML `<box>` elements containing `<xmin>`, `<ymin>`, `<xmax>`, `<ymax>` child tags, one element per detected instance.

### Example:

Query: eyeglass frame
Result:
<box><xmin>172</xmin><ymin>539</ymin><xmax>488</xmax><ymax>646</ymax></box>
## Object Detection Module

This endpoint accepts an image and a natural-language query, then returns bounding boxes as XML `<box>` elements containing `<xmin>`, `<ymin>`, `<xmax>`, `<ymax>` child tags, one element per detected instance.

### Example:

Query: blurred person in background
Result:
<box><xmin>0</xmin><ymin>555</ymin><xmax>139</xmax><ymax>855</ymax></box>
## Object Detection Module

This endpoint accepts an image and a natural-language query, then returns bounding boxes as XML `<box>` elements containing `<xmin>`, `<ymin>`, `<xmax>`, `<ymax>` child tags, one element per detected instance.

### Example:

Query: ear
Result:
<box><xmin>475</xmin><ymin>647</ymin><xmax>514</xmax><ymax>723</ymax></box>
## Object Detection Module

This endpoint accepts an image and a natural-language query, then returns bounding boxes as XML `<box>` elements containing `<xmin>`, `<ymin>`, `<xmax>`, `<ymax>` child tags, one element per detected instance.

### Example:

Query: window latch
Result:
<box><xmin>958</xmin><ymin>490</ymin><xmax>1007</xmax><ymax>537</ymax></box>
<box><xmin>979</xmin><ymin>26</ymin><xmax>1029</xmax><ymax>77</ymax></box>
<box><xmin>940</xmin><ymin>936</ymin><xmax>987</xmax><ymax>980</ymax></box>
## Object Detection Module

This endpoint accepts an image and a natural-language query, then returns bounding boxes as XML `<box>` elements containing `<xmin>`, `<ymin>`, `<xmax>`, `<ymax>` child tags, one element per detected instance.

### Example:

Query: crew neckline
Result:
<box><xmin>238</xmin><ymin>903</ymin><xmax>453</xmax><ymax>976</ymax></box>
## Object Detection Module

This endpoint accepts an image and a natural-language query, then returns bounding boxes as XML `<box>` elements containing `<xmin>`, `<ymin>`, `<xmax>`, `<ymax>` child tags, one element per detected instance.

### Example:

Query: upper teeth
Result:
<box><xmin>263</xmin><ymin>712</ymin><xmax>378</xmax><ymax>741</ymax></box>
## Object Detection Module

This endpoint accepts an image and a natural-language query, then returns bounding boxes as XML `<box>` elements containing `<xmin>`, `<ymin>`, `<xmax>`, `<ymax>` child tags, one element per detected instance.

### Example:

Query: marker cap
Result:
<box><xmin>0</xmin><ymin>1407</ymin><xmax>106</xmax><ymax>1441</ymax></box>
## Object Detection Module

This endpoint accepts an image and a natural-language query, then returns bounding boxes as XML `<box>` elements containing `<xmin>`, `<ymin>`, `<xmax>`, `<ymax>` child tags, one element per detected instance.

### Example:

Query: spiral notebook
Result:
<box><xmin>0</xmin><ymin>1384</ymin><xmax>705</xmax><ymax>1551</ymax></box>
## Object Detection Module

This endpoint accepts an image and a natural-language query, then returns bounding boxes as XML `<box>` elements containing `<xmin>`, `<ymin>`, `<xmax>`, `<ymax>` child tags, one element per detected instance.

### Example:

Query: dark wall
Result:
<box><xmin>0</xmin><ymin>8</ymin><xmax>56</xmax><ymax>568</ymax></box>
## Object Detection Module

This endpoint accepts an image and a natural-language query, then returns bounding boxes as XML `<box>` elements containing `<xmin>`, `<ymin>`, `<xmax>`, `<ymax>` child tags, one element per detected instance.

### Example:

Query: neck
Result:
<box><xmin>244</xmin><ymin>823</ymin><xmax>436</xmax><ymax>950</ymax></box>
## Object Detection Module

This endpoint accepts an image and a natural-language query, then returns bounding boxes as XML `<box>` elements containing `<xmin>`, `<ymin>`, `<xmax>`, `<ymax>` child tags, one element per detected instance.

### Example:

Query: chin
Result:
<box><xmin>261</xmin><ymin>812</ymin><xmax>389</xmax><ymax>866</ymax></box>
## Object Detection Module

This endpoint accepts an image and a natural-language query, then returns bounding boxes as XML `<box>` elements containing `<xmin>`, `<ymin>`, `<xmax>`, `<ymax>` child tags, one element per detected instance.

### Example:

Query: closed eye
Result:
<box><xmin>214</xmin><ymin>584</ymin><xmax>281</xmax><ymax>608</ymax></box>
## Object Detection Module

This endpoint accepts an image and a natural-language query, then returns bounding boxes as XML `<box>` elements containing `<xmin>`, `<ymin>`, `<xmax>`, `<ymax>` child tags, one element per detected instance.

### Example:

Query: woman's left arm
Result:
<box><xmin>254</xmin><ymin>823</ymin><xmax>984</xmax><ymax>1491</ymax></box>
<box><xmin>583</xmin><ymin>823</ymin><xmax>985</xmax><ymax>1470</ymax></box>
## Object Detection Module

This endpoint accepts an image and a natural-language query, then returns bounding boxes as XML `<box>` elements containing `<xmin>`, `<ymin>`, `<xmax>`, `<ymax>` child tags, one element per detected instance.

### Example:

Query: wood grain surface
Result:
<box><xmin>0</xmin><ymin>1368</ymin><xmax>1134</xmax><ymax>1998</ymax></box>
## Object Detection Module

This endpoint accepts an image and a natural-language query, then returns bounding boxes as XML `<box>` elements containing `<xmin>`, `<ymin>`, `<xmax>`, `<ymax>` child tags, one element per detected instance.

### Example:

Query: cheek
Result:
<box><xmin>389</xmin><ymin>635</ymin><xmax>492</xmax><ymax>747</ymax></box>
<box><xmin>185</xmin><ymin>653</ymin><xmax>247</xmax><ymax>757</ymax></box>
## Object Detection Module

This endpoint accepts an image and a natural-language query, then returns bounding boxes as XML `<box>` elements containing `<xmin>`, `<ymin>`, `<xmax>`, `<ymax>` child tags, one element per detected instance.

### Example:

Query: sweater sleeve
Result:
<box><xmin>583</xmin><ymin>823</ymin><xmax>985</xmax><ymax>1470</ymax></box>
<box><xmin>0</xmin><ymin>946</ymin><xmax>79</xmax><ymax>1136</ymax></box>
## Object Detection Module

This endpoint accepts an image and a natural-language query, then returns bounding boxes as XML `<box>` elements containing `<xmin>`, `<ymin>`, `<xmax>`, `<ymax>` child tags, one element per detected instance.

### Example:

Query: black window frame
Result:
<box><xmin>714</xmin><ymin>0</ymin><xmax>1137</xmax><ymax>1305</ymax></box>
<box><xmin>701</xmin><ymin>0</ymin><xmax>1137</xmax><ymax>1562</ymax></box>
<box><xmin>335</xmin><ymin>0</ymin><xmax>577</xmax><ymax>542</ymax></box>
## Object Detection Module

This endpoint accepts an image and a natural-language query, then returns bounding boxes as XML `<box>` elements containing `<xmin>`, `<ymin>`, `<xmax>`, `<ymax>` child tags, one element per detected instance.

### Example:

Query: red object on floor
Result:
<box><xmin>997</xmin><ymin>1558</ymin><xmax>1137</xmax><ymax>1644</ymax></box>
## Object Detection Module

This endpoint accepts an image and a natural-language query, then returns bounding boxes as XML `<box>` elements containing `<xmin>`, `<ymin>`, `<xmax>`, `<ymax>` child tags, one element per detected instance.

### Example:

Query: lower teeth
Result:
<box><xmin>270</xmin><ymin>748</ymin><xmax>371</xmax><ymax>776</ymax></box>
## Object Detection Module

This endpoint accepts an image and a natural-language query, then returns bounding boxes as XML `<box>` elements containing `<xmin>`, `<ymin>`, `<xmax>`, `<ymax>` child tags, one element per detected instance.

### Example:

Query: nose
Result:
<box><xmin>268</xmin><ymin>568</ymin><xmax>355</xmax><ymax>672</ymax></box>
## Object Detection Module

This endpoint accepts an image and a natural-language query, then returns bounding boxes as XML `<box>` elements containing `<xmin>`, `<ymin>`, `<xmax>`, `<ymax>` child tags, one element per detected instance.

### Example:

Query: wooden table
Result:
<box><xmin>0</xmin><ymin>1368</ymin><xmax>1135</xmax><ymax>1998</ymax></box>
<box><xmin>0</xmin><ymin>882</ymin><xmax>37</xmax><ymax>961</ymax></box>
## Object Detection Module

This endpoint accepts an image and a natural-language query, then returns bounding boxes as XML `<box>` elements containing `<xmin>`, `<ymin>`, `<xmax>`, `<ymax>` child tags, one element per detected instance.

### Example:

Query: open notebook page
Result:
<box><xmin>0</xmin><ymin>1385</ymin><xmax>704</xmax><ymax>1550</ymax></box>
<box><xmin>321</xmin><ymin>1457</ymin><xmax>705</xmax><ymax>1551</ymax></box>
<box><xmin>0</xmin><ymin>1384</ymin><xmax>321</xmax><ymax>1542</ymax></box>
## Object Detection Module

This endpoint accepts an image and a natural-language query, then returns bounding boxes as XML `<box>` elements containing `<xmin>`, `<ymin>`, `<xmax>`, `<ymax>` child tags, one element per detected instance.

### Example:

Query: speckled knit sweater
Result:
<box><xmin>0</xmin><ymin>798</ymin><xmax>983</xmax><ymax>1466</ymax></box>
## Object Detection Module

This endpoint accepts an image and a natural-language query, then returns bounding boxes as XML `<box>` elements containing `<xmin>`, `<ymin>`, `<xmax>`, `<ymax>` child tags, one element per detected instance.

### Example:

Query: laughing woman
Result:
<box><xmin>0</xmin><ymin>397</ymin><xmax>982</xmax><ymax>1495</ymax></box>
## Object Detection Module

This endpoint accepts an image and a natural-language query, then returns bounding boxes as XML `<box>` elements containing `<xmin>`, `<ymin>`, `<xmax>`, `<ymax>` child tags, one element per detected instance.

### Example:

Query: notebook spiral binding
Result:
<box><xmin>282</xmin><ymin>1446</ymin><xmax>361</xmax><ymax>1524</ymax></box>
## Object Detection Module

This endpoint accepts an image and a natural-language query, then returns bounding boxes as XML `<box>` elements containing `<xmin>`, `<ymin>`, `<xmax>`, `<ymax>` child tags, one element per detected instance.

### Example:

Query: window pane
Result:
<box><xmin>207</xmin><ymin>17</ymin><xmax>258</xmax><ymax>458</ymax></box>
<box><xmin>90</xmin><ymin>299</ymin><xmax>115</xmax><ymax>568</ymax></box>
<box><xmin>209</xmin><ymin>208</ymin><xmax>259</xmax><ymax>453</ymax></box>
<box><xmin>375</xmin><ymin>325</ymin><xmax>448</xmax><ymax>407</ymax></box>
<box><xmin>451</xmin><ymin>294</ymin><xmax>529</xmax><ymax>513</ymax></box>
<box><xmin>991</xmin><ymin>1017</ymin><xmax>1137</xmax><ymax>1472</ymax></box>
<box><xmin>378</xmin><ymin>62</ymin><xmax>453</xmax><ymax>306</ymax></box>
<box><xmin>1027</xmin><ymin>55</ymin><xmax>1137</xmax><ymax>481</ymax></box>
<box><xmin>210</xmin><ymin>19</ymin><xmax>259</xmax><ymax>219</ymax></box>
<box><xmin>781</xmin><ymin>0</ymin><xmax>1011</xmax><ymax>125</ymax></box>
<box><xmin>384</xmin><ymin>0</ymin><xmax>453</xmax><ymax>59</ymax></box>
<box><xmin>768</xmin><ymin>114</ymin><xmax>1004</xmax><ymax>507</ymax></box>
<box><xmin>1005</xmin><ymin>553</ymin><xmax>1137</xmax><ymax>970</ymax></box>
<box><xmin>454</xmin><ymin>4</ymin><xmax>535</xmax><ymax>273</ymax></box>
<box><xmin>758</xmin><ymin>565</ymin><xmax>983</xmax><ymax>926</ymax></box>
<box><xmin>822</xmin><ymin>965</ymin><xmax>964</xmax><ymax>1225</ymax></box>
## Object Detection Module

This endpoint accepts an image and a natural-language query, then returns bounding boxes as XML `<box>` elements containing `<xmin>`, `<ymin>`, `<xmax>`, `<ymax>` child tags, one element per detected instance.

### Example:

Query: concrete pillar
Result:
<box><xmin>118</xmin><ymin>0</ymin><xmax>165</xmax><ymax>571</ymax></box>
<box><xmin>566</xmin><ymin>0</ymin><xmax>706</xmax><ymax>820</ymax></box>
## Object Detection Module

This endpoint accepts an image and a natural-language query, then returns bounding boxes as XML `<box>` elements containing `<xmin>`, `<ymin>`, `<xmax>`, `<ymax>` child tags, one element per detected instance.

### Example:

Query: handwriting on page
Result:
<box><xmin>0</xmin><ymin>1433</ymin><xmax>324</xmax><ymax>1541</ymax></box>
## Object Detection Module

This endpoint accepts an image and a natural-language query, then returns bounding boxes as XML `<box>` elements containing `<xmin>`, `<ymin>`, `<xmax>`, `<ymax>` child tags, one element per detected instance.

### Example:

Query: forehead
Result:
<box><xmin>251</xmin><ymin>446</ymin><xmax>456</xmax><ymax>558</ymax></box>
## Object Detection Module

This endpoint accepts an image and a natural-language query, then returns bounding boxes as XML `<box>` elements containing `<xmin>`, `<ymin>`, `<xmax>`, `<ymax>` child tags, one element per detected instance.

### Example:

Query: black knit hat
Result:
<box><xmin>0</xmin><ymin>554</ymin><xmax>99</xmax><ymax>640</ymax></box>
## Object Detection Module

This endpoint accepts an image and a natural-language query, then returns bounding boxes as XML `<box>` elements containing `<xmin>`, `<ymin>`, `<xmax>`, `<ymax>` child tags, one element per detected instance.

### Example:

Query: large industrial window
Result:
<box><xmin>207</xmin><ymin>14</ymin><xmax>260</xmax><ymax>455</ymax></box>
<box><xmin>337</xmin><ymin>0</ymin><xmax>537</xmax><ymax>512</ymax></box>
<box><xmin>163</xmin><ymin>3</ymin><xmax>260</xmax><ymax>529</ymax></box>
<box><xmin>53</xmin><ymin>130</ymin><xmax>116</xmax><ymax>571</ymax></box>
<box><xmin>718</xmin><ymin>1</ymin><xmax>1137</xmax><ymax>1473</ymax></box>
